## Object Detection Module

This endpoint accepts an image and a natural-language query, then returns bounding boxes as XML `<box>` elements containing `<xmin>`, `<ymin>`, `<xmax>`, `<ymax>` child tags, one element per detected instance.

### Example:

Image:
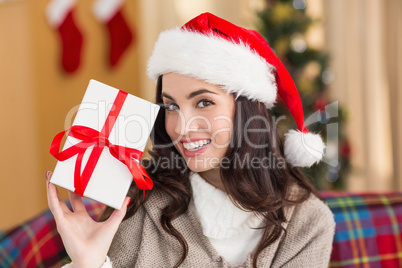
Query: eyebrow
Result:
<box><xmin>162</xmin><ymin>89</ymin><xmax>217</xmax><ymax>101</ymax></box>
<box><xmin>188</xmin><ymin>89</ymin><xmax>217</xmax><ymax>99</ymax></box>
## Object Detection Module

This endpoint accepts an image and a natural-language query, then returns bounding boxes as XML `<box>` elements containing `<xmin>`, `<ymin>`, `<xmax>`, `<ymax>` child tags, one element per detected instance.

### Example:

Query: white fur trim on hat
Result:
<box><xmin>284</xmin><ymin>130</ymin><xmax>325</xmax><ymax>167</ymax></box>
<box><xmin>147</xmin><ymin>28</ymin><xmax>277</xmax><ymax>108</ymax></box>
<box><xmin>46</xmin><ymin>0</ymin><xmax>76</xmax><ymax>27</ymax></box>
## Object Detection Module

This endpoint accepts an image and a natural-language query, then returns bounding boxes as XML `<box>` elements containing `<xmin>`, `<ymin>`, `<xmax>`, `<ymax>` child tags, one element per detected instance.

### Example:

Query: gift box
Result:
<box><xmin>50</xmin><ymin>80</ymin><xmax>160</xmax><ymax>209</ymax></box>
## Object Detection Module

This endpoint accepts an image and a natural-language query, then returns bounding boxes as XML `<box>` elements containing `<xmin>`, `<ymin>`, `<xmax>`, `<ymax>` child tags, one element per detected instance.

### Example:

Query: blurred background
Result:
<box><xmin>0</xmin><ymin>0</ymin><xmax>401</xmax><ymax>230</ymax></box>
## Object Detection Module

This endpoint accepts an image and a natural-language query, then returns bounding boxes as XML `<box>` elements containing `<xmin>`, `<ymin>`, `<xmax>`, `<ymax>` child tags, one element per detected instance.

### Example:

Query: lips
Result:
<box><xmin>180</xmin><ymin>139</ymin><xmax>211</xmax><ymax>157</ymax></box>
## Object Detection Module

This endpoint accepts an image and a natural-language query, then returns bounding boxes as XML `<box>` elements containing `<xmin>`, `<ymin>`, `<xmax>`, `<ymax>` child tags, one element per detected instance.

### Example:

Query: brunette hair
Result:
<box><xmin>101</xmin><ymin>75</ymin><xmax>319</xmax><ymax>268</ymax></box>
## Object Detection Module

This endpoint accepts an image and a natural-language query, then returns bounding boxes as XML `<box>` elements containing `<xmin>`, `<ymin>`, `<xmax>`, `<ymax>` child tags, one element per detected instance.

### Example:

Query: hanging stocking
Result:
<box><xmin>46</xmin><ymin>0</ymin><xmax>83</xmax><ymax>73</ymax></box>
<box><xmin>93</xmin><ymin>0</ymin><xmax>134</xmax><ymax>67</ymax></box>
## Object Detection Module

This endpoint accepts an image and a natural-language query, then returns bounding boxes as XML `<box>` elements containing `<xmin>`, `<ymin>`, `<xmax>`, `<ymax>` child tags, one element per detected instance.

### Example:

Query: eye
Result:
<box><xmin>197</xmin><ymin>99</ymin><xmax>215</xmax><ymax>108</ymax></box>
<box><xmin>164</xmin><ymin>103</ymin><xmax>179</xmax><ymax>111</ymax></box>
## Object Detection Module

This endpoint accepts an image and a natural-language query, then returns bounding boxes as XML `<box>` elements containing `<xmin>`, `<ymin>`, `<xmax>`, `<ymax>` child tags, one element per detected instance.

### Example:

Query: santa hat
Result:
<box><xmin>147</xmin><ymin>12</ymin><xmax>325</xmax><ymax>167</ymax></box>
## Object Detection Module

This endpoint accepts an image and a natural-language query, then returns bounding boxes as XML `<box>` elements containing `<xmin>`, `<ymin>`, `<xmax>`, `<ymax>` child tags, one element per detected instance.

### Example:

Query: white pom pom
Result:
<box><xmin>284</xmin><ymin>130</ymin><xmax>326</xmax><ymax>167</ymax></box>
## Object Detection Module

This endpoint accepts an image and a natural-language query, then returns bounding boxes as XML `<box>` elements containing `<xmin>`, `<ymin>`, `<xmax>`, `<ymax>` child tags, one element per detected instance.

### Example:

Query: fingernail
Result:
<box><xmin>46</xmin><ymin>171</ymin><xmax>52</xmax><ymax>185</ymax></box>
<box><xmin>126</xmin><ymin>197</ymin><xmax>131</xmax><ymax>207</ymax></box>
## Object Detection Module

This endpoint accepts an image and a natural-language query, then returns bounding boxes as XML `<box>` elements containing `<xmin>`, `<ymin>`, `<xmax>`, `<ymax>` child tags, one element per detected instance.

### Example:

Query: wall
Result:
<box><xmin>0</xmin><ymin>0</ymin><xmax>40</xmax><ymax>230</ymax></box>
<box><xmin>0</xmin><ymin>0</ymin><xmax>142</xmax><ymax>230</ymax></box>
<box><xmin>323</xmin><ymin>0</ymin><xmax>399</xmax><ymax>191</ymax></box>
<box><xmin>385</xmin><ymin>0</ymin><xmax>402</xmax><ymax>190</ymax></box>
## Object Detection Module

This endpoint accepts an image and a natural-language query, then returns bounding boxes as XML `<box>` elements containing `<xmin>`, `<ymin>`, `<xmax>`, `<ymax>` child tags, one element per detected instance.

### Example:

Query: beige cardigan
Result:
<box><xmin>108</xmin><ymin>189</ymin><xmax>335</xmax><ymax>268</ymax></box>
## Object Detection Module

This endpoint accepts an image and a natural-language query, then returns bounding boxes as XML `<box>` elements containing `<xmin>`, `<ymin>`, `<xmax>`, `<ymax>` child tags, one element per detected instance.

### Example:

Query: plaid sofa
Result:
<box><xmin>0</xmin><ymin>199</ymin><xmax>104</xmax><ymax>268</ymax></box>
<box><xmin>1</xmin><ymin>192</ymin><xmax>402</xmax><ymax>268</ymax></box>
<box><xmin>323</xmin><ymin>192</ymin><xmax>402</xmax><ymax>268</ymax></box>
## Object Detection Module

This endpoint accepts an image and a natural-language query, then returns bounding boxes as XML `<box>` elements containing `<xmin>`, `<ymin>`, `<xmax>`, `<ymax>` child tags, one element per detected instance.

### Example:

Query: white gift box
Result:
<box><xmin>51</xmin><ymin>80</ymin><xmax>160</xmax><ymax>209</ymax></box>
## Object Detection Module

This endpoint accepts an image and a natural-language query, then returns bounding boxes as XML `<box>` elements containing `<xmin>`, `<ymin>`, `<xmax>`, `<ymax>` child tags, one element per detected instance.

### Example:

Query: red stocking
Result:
<box><xmin>93</xmin><ymin>0</ymin><xmax>134</xmax><ymax>67</ymax></box>
<box><xmin>47</xmin><ymin>0</ymin><xmax>83</xmax><ymax>73</ymax></box>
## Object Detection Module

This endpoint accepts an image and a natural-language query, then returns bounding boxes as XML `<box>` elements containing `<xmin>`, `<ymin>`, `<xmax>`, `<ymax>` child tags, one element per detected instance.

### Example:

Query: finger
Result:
<box><xmin>104</xmin><ymin>197</ymin><xmax>131</xmax><ymax>231</ymax></box>
<box><xmin>46</xmin><ymin>171</ymin><xmax>71</xmax><ymax>217</ymax></box>
<box><xmin>49</xmin><ymin>180</ymin><xmax>71</xmax><ymax>215</ymax></box>
<box><xmin>67</xmin><ymin>190</ymin><xmax>86</xmax><ymax>213</ymax></box>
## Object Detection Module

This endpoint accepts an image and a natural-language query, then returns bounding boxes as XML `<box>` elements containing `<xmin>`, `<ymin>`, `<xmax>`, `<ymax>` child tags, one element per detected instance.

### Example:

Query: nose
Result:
<box><xmin>174</xmin><ymin>109</ymin><xmax>208</xmax><ymax>136</ymax></box>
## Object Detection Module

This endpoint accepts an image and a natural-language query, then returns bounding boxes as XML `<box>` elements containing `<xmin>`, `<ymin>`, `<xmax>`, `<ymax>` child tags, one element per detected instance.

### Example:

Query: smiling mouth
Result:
<box><xmin>182</xmin><ymin>139</ymin><xmax>211</xmax><ymax>151</ymax></box>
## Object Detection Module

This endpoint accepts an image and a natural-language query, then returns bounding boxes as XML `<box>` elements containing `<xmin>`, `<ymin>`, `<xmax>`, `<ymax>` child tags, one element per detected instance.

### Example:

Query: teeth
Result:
<box><xmin>183</xmin><ymin>139</ymin><xmax>210</xmax><ymax>151</ymax></box>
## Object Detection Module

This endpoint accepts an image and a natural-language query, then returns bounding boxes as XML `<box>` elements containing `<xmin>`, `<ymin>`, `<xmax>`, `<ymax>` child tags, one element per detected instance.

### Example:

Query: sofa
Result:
<box><xmin>1</xmin><ymin>192</ymin><xmax>402</xmax><ymax>268</ymax></box>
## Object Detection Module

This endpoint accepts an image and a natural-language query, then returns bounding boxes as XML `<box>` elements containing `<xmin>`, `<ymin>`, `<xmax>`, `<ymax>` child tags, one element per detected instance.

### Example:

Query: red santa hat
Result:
<box><xmin>147</xmin><ymin>12</ymin><xmax>325</xmax><ymax>167</ymax></box>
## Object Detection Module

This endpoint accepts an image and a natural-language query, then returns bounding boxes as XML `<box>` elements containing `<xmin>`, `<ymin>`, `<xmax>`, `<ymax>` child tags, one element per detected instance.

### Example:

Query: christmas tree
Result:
<box><xmin>257</xmin><ymin>0</ymin><xmax>351</xmax><ymax>190</ymax></box>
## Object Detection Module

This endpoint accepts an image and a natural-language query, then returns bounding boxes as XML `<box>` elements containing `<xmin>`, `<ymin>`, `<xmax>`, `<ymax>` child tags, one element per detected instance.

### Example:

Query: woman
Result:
<box><xmin>47</xmin><ymin>12</ymin><xmax>335</xmax><ymax>268</ymax></box>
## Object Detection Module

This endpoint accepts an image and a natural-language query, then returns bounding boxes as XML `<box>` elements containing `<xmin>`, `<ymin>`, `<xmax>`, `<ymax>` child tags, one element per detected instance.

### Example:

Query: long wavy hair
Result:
<box><xmin>101</xmin><ymin>75</ymin><xmax>319</xmax><ymax>268</ymax></box>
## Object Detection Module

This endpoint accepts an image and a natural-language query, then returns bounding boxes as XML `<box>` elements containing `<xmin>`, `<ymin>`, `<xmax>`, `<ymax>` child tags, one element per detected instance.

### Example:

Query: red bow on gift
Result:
<box><xmin>50</xmin><ymin>90</ymin><xmax>152</xmax><ymax>199</ymax></box>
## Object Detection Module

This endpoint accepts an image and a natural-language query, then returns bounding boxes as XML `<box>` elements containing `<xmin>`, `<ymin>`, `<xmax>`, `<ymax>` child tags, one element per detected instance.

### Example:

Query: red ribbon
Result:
<box><xmin>50</xmin><ymin>90</ymin><xmax>152</xmax><ymax>198</ymax></box>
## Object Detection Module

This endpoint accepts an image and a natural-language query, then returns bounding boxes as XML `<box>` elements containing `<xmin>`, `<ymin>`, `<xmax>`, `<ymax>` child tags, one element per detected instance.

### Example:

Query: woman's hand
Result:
<box><xmin>46</xmin><ymin>171</ymin><xmax>130</xmax><ymax>268</ymax></box>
